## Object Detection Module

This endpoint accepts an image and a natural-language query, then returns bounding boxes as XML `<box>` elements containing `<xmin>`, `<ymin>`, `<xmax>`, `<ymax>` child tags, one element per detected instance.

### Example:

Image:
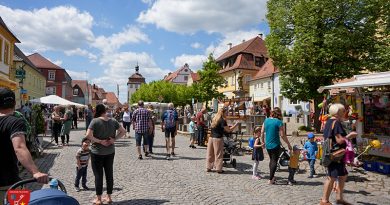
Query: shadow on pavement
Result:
<box><xmin>296</xmin><ymin>181</ymin><xmax>323</xmax><ymax>186</ymax></box>
<box><xmin>113</xmin><ymin>199</ymin><xmax>169</xmax><ymax>205</ymax></box>
<box><xmin>344</xmin><ymin>189</ymin><xmax>371</xmax><ymax>196</ymax></box>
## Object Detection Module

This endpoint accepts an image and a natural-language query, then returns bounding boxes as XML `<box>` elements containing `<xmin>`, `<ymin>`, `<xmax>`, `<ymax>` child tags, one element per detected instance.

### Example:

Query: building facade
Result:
<box><xmin>127</xmin><ymin>64</ymin><xmax>145</xmax><ymax>104</ymax></box>
<box><xmin>27</xmin><ymin>53</ymin><xmax>73</xmax><ymax>101</ymax></box>
<box><xmin>72</xmin><ymin>80</ymin><xmax>90</xmax><ymax>105</ymax></box>
<box><xmin>164</xmin><ymin>63</ymin><xmax>194</xmax><ymax>85</ymax></box>
<box><xmin>0</xmin><ymin>17</ymin><xmax>19</xmax><ymax>90</ymax></box>
<box><xmin>13</xmin><ymin>46</ymin><xmax>46</xmax><ymax>108</ymax></box>
<box><xmin>216</xmin><ymin>36</ymin><xmax>268</xmax><ymax>99</ymax></box>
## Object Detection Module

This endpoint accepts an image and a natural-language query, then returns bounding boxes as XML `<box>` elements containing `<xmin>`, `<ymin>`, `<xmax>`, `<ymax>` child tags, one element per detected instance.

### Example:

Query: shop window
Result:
<box><xmin>48</xmin><ymin>71</ymin><xmax>55</xmax><ymax>80</ymax></box>
<box><xmin>4</xmin><ymin>42</ymin><xmax>9</xmax><ymax>65</ymax></box>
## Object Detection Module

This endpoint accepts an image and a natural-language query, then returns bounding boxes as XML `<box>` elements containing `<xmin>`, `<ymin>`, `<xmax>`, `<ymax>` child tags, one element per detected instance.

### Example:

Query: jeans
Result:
<box><xmin>85</xmin><ymin>118</ymin><xmax>92</xmax><ymax>131</ymax></box>
<box><xmin>75</xmin><ymin>166</ymin><xmax>88</xmax><ymax>187</ymax></box>
<box><xmin>91</xmin><ymin>153</ymin><xmax>115</xmax><ymax>195</ymax></box>
<box><xmin>308</xmin><ymin>159</ymin><xmax>316</xmax><ymax>176</ymax></box>
<box><xmin>197</xmin><ymin>125</ymin><xmax>205</xmax><ymax>146</ymax></box>
<box><xmin>148</xmin><ymin>133</ymin><xmax>154</xmax><ymax>153</ymax></box>
<box><xmin>122</xmin><ymin>121</ymin><xmax>131</xmax><ymax>133</ymax></box>
<box><xmin>135</xmin><ymin>132</ymin><xmax>148</xmax><ymax>147</ymax></box>
<box><xmin>288</xmin><ymin>167</ymin><xmax>297</xmax><ymax>182</ymax></box>
<box><xmin>61</xmin><ymin>134</ymin><xmax>69</xmax><ymax>144</ymax></box>
<box><xmin>52</xmin><ymin>122</ymin><xmax>62</xmax><ymax>144</ymax></box>
<box><xmin>267</xmin><ymin>146</ymin><xmax>281</xmax><ymax>180</ymax></box>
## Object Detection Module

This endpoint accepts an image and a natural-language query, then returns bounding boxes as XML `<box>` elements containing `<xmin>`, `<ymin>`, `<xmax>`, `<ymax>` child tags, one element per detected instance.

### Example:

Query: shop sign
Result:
<box><xmin>15</xmin><ymin>66</ymin><xmax>26</xmax><ymax>80</ymax></box>
<box><xmin>20</xmin><ymin>89</ymin><xmax>27</xmax><ymax>94</ymax></box>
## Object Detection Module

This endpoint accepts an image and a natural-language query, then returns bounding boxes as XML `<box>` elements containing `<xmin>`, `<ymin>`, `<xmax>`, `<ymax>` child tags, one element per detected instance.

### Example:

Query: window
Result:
<box><xmin>129</xmin><ymin>84</ymin><xmax>133</xmax><ymax>88</ymax></box>
<box><xmin>46</xmin><ymin>87</ymin><xmax>56</xmax><ymax>95</ymax></box>
<box><xmin>255</xmin><ymin>57</ymin><xmax>265</xmax><ymax>67</ymax></box>
<box><xmin>4</xmin><ymin>42</ymin><xmax>9</xmax><ymax>65</ymax></box>
<box><xmin>73</xmin><ymin>88</ymin><xmax>79</xmax><ymax>96</ymax></box>
<box><xmin>267</xmin><ymin>82</ymin><xmax>271</xmax><ymax>90</ymax></box>
<box><xmin>184</xmin><ymin>75</ymin><xmax>188</xmax><ymax>81</ymax></box>
<box><xmin>0</xmin><ymin>38</ymin><xmax>2</xmax><ymax>62</ymax></box>
<box><xmin>290</xmin><ymin>99</ymin><xmax>299</xmax><ymax>105</ymax></box>
<box><xmin>135</xmin><ymin>84</ymin><xmax>138</xmax><ymax>89</ymax></box>
<box><xmin>230</xmin><ymin>77</ymin><xmax>234</xmax><ymax>86</ymax></box>
<box><xmin>48</xmin><ymin>71</ymin><xmax>55</xmax><ymax>80</ymax></box>
<box><xmin>260</xmin><ymin>83</ymin><xmax>264</xmax><ymax>89</ymax></box>
<box><xmin>245</xmin><ymin>75</ymin><xmax>251</xmax><ymax>83</ymax></box>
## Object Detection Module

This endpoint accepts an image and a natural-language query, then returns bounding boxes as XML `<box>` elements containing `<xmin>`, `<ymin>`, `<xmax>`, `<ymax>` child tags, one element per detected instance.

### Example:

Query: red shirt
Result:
<box><xmin>196</xmin><ymin>112</ymin><xmax>205</xmax><ymax>127</ymax></box>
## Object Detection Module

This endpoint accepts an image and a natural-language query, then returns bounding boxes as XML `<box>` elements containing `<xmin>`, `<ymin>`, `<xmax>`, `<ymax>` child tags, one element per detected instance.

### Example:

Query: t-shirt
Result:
<box><xmin>304</xmin><ymin>141</ymin><xmax>318</xmax><ymax>160</ymax></box>
<box><xmin>196</xmin><ymin>112</ymin><xmax>205</xmax><ymax>127</ymax></box>
<box><xmin>76</xmin><ymin>148</ymin><xmax>90</xmax><ymax>167</ymax></box>
<box><xmin>211</xmin><ymin>118</ymin><xmax>227</xmax><ymax>138</ymax></box>
<box><xmin>88</xmin><ymin>118</ymin><xmax>119</xmax><ymax>155</ymax></box>
<box><xmin>289</xmin><ymin>152</ymin><xmax>299</xmax><ymax>169</ymax></box>
<box><xmin>0</xmin><ymin>115</ymin><xmax>27</xmax><ymax>186</ymax></box>
<box><xmin>189</xmin><ymin>121</ymin><xmax>195</xmax><ymax>133</ymax></box>
<box><xmin>64</xmin><ymin>110</ymin><xmax>73</xmax><ymax>122</ymax></box>
<box><xmin>84</xmin><ymin>108</ymin><xmax>93</xmax><ymax>119</ymax></box>
<box><xmin>122</xmin><ymin>111</ymin><xmax>131</xmax><ymax>123</ymax></box>
<box><xmin>264</xmin><ymin>118</ymin><xmax>283</xmax><ymax>150</ymax></box>
<box><xmin>323</xmin><ymin>119</ymin><xmax>347</xmax><ymax>150</ymax></box>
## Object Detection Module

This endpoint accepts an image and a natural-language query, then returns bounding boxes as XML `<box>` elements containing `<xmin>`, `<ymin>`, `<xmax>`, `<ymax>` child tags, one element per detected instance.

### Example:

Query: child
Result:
<box><xmin>75</xmin><ymin>137</ymin><xmax>90</xmax><ymax>192</ymax></box>
<box><xmin>252</xmin><ymin>127</ymin><xmax>264</xmax><ymax>180</ymax></box>
<box><xmin>189</xmin><ymin>116</ymin><xmax>196</xmax><ymax>148</ymax></box>
<box><xmin>288</xmin><ymin>145</ymin><xmax>301</xmax><ymax>185</ymax></box>
<box><xmin>303</xmin><ymin>132</ymin><xmax>318</xmax><ymax>178</ymax></box>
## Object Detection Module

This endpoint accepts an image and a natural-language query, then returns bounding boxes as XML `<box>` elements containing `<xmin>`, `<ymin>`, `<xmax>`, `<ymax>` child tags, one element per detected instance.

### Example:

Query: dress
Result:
<box><xmin>61</xmin><ymin>110</ymin><xmax>72</xmax><ymax>136</ymax></box>
<box><xmin>252</xmin><ymin>147</ymin><xmax>264</xmax><ymax>161</ymax></box>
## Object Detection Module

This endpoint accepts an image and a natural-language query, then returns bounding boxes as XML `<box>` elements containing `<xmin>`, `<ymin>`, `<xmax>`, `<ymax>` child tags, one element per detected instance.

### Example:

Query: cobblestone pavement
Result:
<box><xmin>21</xmin><ymin>122</ymin><xmax>390</xmax><ymax>205</ymax></box>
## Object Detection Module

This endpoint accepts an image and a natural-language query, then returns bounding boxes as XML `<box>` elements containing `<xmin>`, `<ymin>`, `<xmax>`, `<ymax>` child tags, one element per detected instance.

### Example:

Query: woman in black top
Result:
<box><xmin>320</xmin><ymin>103</ymin><xmax>357</xmax><ymax>205</ymax></box>
<box><xmin>206</xmin><ymin>108</ymin><xmax>238</xmax><ymax>173</ymax></box>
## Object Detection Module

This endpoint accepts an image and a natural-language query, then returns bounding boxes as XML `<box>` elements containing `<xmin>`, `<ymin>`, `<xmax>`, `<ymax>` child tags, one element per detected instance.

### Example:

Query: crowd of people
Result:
<box><xmin>0</xmin><ymin>86</ymin><xmax>355</xmax><ymax>205</ymax></box>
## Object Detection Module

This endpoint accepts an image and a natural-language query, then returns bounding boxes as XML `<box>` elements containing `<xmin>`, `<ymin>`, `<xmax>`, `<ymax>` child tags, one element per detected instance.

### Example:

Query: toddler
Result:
<box><xmin>189</xmin><ymin>116</ymin><xmax>196</xmax><ymax>148</ymax></box>
<box><xmin>304</xmin><ymin>132</ymin><xmax>318</xmax><ymax>178</ymax></box>
<box><xmin>74</xmin><ymin>137</ymin><xmax>90</xmax><ymax>192</ymax></box>
<box><xmin>252</xmin><ymin>127</ymin><xmax>264</xmax><ymax>180</ymax></box>
<box><xmin>288</xmin><ymin>145</ymin><xmax>301</xmax><ymax>185</ymax></box>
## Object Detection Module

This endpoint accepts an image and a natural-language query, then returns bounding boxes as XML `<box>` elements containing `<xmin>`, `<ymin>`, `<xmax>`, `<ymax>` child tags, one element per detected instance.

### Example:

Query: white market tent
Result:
<box><xmin>318</xmin><ymin>71</ymin><xmax>390</xmax><ymax>93</ymax></box>
<box><xmin>30</xmin><ymin>95</ymin><xmax>86</xmax><ymax>107</ymax></box>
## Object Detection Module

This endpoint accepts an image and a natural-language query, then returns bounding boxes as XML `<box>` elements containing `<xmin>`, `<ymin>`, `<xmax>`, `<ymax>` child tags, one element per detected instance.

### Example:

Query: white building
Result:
<box><xmin>127</xmin><ymin>64</ymin><xmax>145</xmax><ymax>104</ymax></box>
<box><xmin>164</xmin><ymin>63</ymin><xmax>194</xmax><ymax>85</ymax></box>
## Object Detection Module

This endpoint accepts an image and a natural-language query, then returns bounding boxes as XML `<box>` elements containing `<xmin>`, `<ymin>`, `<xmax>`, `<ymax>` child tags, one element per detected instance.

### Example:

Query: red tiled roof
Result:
<box><xmin>27</xmin><ymin>53</ymin><xmax>63</xmax><ymax>70</ymax></box>
<box><xmin>216</xmin><ymin>36</ymin><xmax>268</xmax><ymax>62</ymax></box>
<box><xmin>251</xmin><ymin>59</ymin><xmax>279</xmax><ymax>80</ymax></box>
<box><xmin>164</xmin><ymin>64</ymin><xmax>192</xmax><ymax>82</ymax></box>
<box><xmin>191</xmin><ymin>73</ymin><xmax>200</xmax><ymax>82</ymax></box>
<box><xmin>219</xmin><ymin>54</ymin><xmax>258</xmax><ymax>74</ymax></box>
<box><xmin>0</xmin><ymin>17</ymin><xmax>20</xmax><ymax>43</ymax></box>
<box><xmin>105</xmin><ymin>92</ymin><xmax>120</xmax><ymax>105</ymax></box>
<box><xmin>72</xmin><ymin>80</ymin><xmax>88</xmax><ymax>94</ymax></box>
<box><xmin>14</xmin><ymin>45</ymin><xmax>43</xmax><ymax>76</ymax></box>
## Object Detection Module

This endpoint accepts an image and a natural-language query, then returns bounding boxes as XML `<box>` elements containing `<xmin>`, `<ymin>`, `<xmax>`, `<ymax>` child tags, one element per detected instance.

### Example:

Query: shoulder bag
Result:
<box><xmin>321</xmin><ymin>120</ymin><xmax>346</xmax><ymax>167</ymax></box>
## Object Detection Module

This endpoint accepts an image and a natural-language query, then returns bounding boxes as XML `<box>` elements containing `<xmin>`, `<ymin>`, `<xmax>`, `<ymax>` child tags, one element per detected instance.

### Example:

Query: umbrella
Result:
<box><xmin>30</xmin><ymin>95</ymin><xmax>86</xmax><ymax>107</ymax></box>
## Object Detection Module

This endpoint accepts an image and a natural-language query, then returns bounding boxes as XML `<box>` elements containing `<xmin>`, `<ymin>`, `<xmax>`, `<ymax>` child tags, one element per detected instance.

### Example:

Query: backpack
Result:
<box><xmin>164</xmin><ymin>110</ymin><xmax>176</xmax><ymax>129</ymax></box>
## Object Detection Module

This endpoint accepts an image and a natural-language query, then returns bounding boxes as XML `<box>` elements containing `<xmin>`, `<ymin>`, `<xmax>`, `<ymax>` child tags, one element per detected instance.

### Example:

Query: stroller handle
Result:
<box><xmin>4</xmin><ymin>177</ymin><xmax>67</xmax><ymax>204</ymax></box>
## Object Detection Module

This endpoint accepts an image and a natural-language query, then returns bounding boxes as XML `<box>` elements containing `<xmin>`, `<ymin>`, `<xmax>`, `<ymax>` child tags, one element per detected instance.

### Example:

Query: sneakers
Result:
<box><xmin>166</xmin><ymin>154</ymin><xmax>171</xmax><ymax>160</ymax></box>
<box><xmin>252</xmin><ymin>175</ymin><xmax>260</xmax><ymax>180</ymax></box>
<box><xmin>75</xmin><ymin>187</ymin><xmax>80</xmax><ymax>192</ymax></box>
<box><xmin>145</xmin><ymin>152</ymin><xmax>150</xmax><ymax>157</ymax></box>
<box><xmin>171</xmin><ymin>152</ymin><xmax>175</xmax><ymax>156</ymax></box>
<box><xmin>82</xmin><ymin>186</ymin><xmax>89</xmax><ymax>191</ymax></box>
<box><xmin>288</xmin><ymin>181</ymin><xmax>294</xmax><ymax>186</ymax></box>
<box><xmin>308</xmin><ymin>175</ymin><xmax>314</xmax><ymax>178</ymax></box>
<box><xmin>189</xmin><ymin>145</ymin><xmax>196</xmax><ymax>149</ymax></box>
<box><xmin>138</xmin><ymin>155</ymin><xmax>143</xmax><ymax>160</ymax></box>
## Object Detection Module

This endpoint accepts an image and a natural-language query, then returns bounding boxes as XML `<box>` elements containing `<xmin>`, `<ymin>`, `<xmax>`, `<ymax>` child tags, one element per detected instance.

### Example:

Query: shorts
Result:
<box><xmin>165</xmin><ymin>127</ymin><xmax>176</xmax><ymax>138</ymax></box>
<box><xmin>190</xmin><ymin>133</ymin><xmax>196</xmax><ymax>141</ymax></box>
<box><xmin>135</xmin><ymin>132</ymin><xmax>148</xmax><ymax>147</ymax></box>
<box><xmin>327</xmin><ymin>161</ymin><xmax>348</xmax><ymax>178</ymax></box>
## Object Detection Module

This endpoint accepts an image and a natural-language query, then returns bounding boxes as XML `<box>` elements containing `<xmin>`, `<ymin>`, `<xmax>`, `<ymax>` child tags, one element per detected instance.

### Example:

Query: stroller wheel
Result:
<box><xmin>231</xmin><ymin>159</ymin><xmax>237</xmax><ymax>168</ymax></box>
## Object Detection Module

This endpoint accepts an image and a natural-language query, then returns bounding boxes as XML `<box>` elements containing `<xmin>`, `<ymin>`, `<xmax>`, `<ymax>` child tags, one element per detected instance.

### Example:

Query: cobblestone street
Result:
<box><xmin>21</xmin><ymin>122</ymin><xmax>390</xmax><ymax>205</ymax></box>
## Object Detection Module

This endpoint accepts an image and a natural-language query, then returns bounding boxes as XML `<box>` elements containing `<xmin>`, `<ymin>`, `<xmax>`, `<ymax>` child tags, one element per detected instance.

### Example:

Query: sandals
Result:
<box><xmin>102</xmin><ymin>197</ymin><xmax>113</xmax><ymax>204</ymax></box>
<box><xmin>92</xmin><ymin>199</ymin><xmax>102</xmax><ymax>205</ymax></box>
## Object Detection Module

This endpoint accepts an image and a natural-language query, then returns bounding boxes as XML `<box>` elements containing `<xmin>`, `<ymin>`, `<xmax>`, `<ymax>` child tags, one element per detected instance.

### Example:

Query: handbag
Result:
<box><xmin>321</xmin><ymin>120</ymin><xmax>346</xmax><ymax>167</ymax></box>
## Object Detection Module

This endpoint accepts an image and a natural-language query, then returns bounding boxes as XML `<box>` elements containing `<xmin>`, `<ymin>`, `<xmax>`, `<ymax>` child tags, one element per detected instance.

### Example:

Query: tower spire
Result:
<box><xmin>135</xmin><ymin>62</ymin><xmax>139</xmax><ymax>73</ymax></box>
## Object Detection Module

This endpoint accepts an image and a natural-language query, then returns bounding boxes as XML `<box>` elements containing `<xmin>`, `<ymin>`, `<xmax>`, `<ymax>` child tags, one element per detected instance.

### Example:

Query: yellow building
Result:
<box><xmin>0</xmin><ymin>17</ymin><xmax>20</xmax><ymax>90</ymax></box>
<box><xmin>216</xmin><ymin>36</ymin><xmax>268</xmax><ymax>99</ymax></box>
<box><xmin>13</xmin><ymin>46</ymin><xmax>46</xmax><ymax>108</ymax></box>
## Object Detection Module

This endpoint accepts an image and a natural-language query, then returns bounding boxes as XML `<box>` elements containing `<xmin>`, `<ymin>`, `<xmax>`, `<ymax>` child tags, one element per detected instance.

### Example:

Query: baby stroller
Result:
<box><xmin>223</xmin><ymin>132</ymin><xmax>240</xmax><ymax>168</ymax></box>
<box><xmin>4</xmin><ymin>178</ymin><xmax>79</xmax><ymax>205</ymax></box>
<box><xmin>276</xmin><ymin>145</ymin><xmax>290</xmax><ymax>172</ymax></box>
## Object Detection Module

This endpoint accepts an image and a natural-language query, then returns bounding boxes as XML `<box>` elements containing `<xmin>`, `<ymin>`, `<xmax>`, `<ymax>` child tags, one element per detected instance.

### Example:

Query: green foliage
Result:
<box><xmin>266</xmin><ymin>0</ymin><xmax>387</xmax><ymax>102</ymax></box>
<box><xmin>32</xmin><ymin>104</ymin><xmax>44</xmax><ymax>134</ymax></box>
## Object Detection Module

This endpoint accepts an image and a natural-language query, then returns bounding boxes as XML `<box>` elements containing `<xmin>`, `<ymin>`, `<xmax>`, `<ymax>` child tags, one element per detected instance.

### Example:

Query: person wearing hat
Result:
<box><xmin>0</xmin><ymin>88</ymin><xmax>48</xmax><ymax>204</ymax></box>
<box><xmin>288</xmin><ymin>145</ymin><xmax>301</xmax><ymax>185</ymax></box>
<box><xmin>304</xmin><ymin>132</ymin><xmax>318</xmax><ymax>178</ymax></box>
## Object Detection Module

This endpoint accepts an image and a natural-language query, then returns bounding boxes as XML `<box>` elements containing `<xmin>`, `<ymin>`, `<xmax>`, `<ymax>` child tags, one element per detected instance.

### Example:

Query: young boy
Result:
<box><xmin>304</xmin><ymin>132</ymin><xmax>318</xmax><ymax>178</ymax></box>
<box><xmin>189</xmin><ymin>116</ymin><xmax>196</xmax><ymax>148</ymax></box>
<box><xmin>288</xmin><ymin>145</ymin><xmax>301</xmax><ymax>185</ymax></box>
<box><xmin>75</xmin><ymin>137</ymin><xmax>90</xmax><ymax>192</ymax></box>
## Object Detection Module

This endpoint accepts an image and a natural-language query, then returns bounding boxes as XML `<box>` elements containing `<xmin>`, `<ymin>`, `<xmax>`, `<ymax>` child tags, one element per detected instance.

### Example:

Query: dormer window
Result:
<box><xmin>255</xmin><ymin>57</ymin><xmax>262</xmax><ymax>67</ymax></box>
<box><xmin>73</xmin><ymin>88</ymin><xmax>79</xmax><ymax>96</ymax></box>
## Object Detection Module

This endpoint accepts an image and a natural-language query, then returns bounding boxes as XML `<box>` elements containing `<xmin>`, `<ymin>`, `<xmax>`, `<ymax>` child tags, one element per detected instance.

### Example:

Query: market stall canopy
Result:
<box><xmin>30</xmin><ymin>95</ymin><xmax>86</xmax><ymax>107</ymax></box>
<box><xmin>318</xmin><ymin>71</ymin><xmax>390</xmax><ymax>93</ymax></box>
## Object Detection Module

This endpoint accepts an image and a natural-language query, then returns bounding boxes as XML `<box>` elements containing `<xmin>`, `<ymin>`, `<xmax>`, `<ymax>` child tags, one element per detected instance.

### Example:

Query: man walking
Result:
<box><xmin>196</xmin><ymin>107</ymin><xmax>207</xmax><ymax>146</ymax></box>
<box><xmin>161</xmin><ymin>103</ymin><xmax>179</xmax><ymax>160</ymax></box>
<box><xmin>131</xmin><ymin>100</ymin><xmax>153</xmax><ymax>159</ymax></box>
<box><xmin>84</xmin><ymin>104</ymin><xmax>93</xmax><ymax>131</ymax></box>
<box><xmin>0</xmin><ymin>88</ymin><xmax>48</xmax><ymax>205</ymax></box>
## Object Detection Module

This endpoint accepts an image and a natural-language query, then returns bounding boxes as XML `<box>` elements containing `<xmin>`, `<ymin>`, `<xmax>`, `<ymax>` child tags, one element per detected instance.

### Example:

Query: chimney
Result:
<box><xmin>242</xmin><ymin>39</ymin><xmax>245</xmax><ymax>43</ymax></box>
<box><xmin>258</xmin><ymin>33</ymin><xmax>263</xmax><ymax>39</ymax></box>
<box><xmin>227</xmin><ymin>43</ymin><xmax>232</xmax><ymax>49</ymax></box>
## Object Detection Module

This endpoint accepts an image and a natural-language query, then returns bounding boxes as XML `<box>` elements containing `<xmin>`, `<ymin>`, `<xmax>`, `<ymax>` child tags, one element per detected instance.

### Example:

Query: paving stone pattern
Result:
<box><xmin>21</xmin><ymin>122</ymin><xmax>390</xmax><ymax>205</ymax></box>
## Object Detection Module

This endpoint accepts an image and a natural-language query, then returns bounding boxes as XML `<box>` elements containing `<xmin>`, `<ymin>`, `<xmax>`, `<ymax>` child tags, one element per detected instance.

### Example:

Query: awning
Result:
<box><xmin>30</xmin><ymin>95</ymin><xmax>86</xmax><ymax>107</ymax></box>
<box><xmin>0</xmin><ymin>75</ymin><xmax>17</xmax><ymax>90</ymax></box>
<box><xmin>253</xmin><ymin>96</ymin><xmax>271</xmax><ymax>102</ymax></box>
<box><xmin>318</xmin><ymin>71</ymin><xmax>390</xmax><ymax>93</ymax></box>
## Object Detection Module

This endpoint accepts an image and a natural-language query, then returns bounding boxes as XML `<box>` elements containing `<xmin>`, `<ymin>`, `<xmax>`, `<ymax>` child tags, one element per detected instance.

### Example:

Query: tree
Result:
<box><xmin>196</xmin><ymin>54</ymin><xmax>226</xmax><ymax>108</ymax></box>
<box><xmin>266</xmin><ymin>0</ymin><xmax>387</xmax><ymax>131</ymax></box>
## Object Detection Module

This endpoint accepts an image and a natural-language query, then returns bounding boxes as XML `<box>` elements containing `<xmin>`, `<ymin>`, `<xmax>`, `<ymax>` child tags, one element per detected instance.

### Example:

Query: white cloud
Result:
<box><xmin>206</xmin><ymin>29</ymin><xmax>264</xmax><ymax>58</ymax></box>
<box><xmin>0</xmin><ymin>5</ymin><xmax>94</xmax><ymax>52</ymax></box>
<box><xmin>67</xmin><ymin>70</ymin><xmax>89</xmax><ymax>80</ymax></box>
<box><xmin>93</xmin><ymin>25</ymin><xmax>150</xmax><ymax>53</ymax></box>
<box><xmin>171</xmin><ymin>54</ymin><xmax>206</xmax><ymax>70</ymax></box>
<box><xmin>191</xmin><ymin>42</ymin><xmax>203</xmax><ymax>49</ymax></box>
<box><xmin>141</xmin><ymin>0</ymin><xmax>154</xmax><ymax>5</ymax></box>
<box><xmin>64</xmin><ymin>48</ymin><xmax>97</xmax><ymax>61</ymax></box>
<box><xmin>137</xmin><ymin>0</ymin><xmax>267</xmax><ymax>34</ymax></box>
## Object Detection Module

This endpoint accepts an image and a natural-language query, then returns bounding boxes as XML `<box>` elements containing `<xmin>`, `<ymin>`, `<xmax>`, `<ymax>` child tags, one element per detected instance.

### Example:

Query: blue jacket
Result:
<box><xmin>304</xmin><ymin>141</ymin><xmax>318</xmax><ymax>160</ymax></box>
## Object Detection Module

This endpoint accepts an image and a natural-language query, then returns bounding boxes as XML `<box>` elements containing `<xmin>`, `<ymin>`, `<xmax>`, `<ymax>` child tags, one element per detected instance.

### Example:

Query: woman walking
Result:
<box><xmin>260</xmin><ymin>109</ymin><xmax>292</xmax><ymax>184</ymax></box>
<box><xmin>60</xmin><ymin>105</ymin><xmax>73</xmax><ymax>146</ymax></box>
<box><xmin>320</xmin><ymin>104</ymin><xmax>357</xmax><ymax>205</ymax></box>
<box><xmin>51</xmin><ymin>106</ymin><xmax>62</xmax><ymax>147</ymax></box>
<box><xmin>206</xmin><ymin>108</ymin><xmax>238</xmax><ymax>173</ymax></box>
<box><xmin>86</xmin><ymin>104</ymin><xmax>126</xmax><ymax>205</ymax></box>
<box><xmin>122</xmin><ymin>107</ymin><xmax>131</xmax><ymax>138</ymax></box>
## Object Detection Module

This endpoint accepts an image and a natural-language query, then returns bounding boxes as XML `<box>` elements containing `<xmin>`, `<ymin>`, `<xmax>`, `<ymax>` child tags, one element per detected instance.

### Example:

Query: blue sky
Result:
<box><xmin>0</xmin><ymin>0</ymin><xmax>269</xmax><ymax>102</ymax></box>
